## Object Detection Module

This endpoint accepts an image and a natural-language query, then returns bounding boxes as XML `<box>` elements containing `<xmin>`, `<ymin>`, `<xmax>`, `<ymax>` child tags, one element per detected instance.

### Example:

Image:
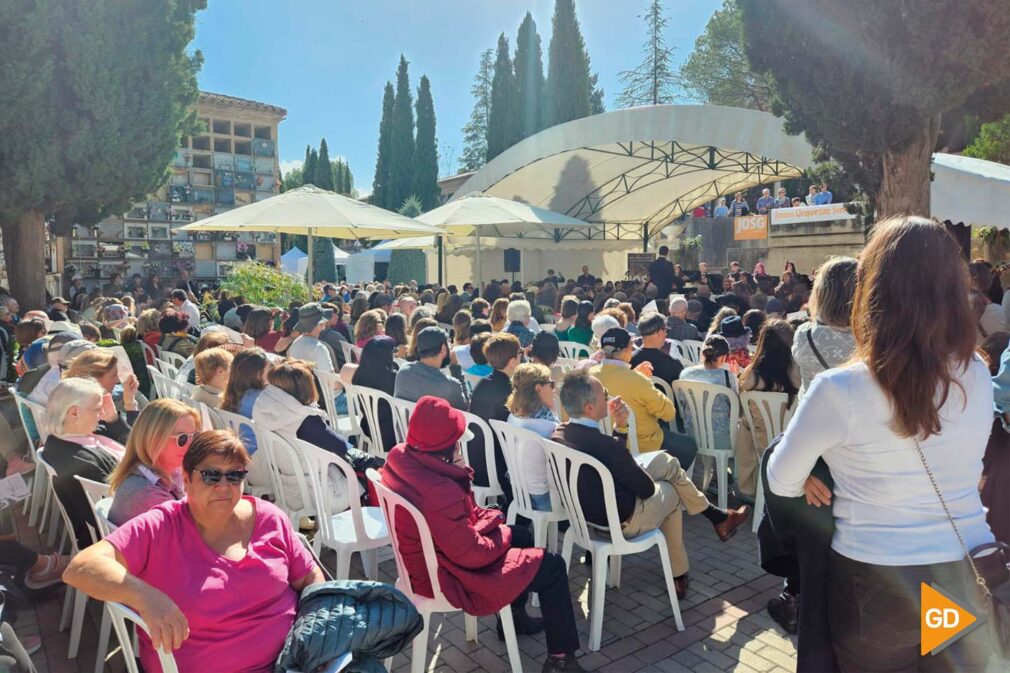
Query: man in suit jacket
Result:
<box><xmin>468</xmin><ymin>333</ymin><xmax>521</xmax><ymax>490</ymax></box>
<box><xmin>551</xmin><ymin>369</ymin><xmax>747</xmax><ymax>599</ymax></box>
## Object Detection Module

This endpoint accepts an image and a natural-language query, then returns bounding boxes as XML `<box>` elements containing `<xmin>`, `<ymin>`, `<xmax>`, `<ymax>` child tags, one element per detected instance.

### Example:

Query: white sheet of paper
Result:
<box><xmin>786</xmin><ymin>310</ymin><xmax>809</xmax><ymax>322</ymax></box>
<box><xmin>106</xmin><ymin>345</ymin><xmax>135</xmax><ymax>383</ymax></box>
<box><xmin>0</xmin><ymin>472</ymin><xmax>30</xmax><ymax>509</ymax></box>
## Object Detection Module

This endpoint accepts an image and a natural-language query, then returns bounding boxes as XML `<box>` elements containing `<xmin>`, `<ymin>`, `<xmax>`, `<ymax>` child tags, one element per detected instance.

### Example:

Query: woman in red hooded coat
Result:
<box><xmin>381</xmin><ymin>395</ymin><xmax>586</xmax><ymax>672</ymax></box>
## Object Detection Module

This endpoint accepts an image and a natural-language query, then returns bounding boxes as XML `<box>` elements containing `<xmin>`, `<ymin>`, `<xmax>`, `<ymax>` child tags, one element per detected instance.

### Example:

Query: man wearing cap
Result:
<box><xmin>288</xmin><ymin>303</ymin><xmax>337</xmax><ymax>373</ymax></box>
<box><xmin>381</xmin><ymin>396</ymin><xmax>586</xmax><ymax>672</ymax></box>
<box><xmin>631</xmin><ymin>313</ymin><xmax>684</xmax><ymax>385</ymax></box>
<box><xmin>666</xmin><ymin>296</ymin><xmax>701</xmax><ymax>343</ymax></box>
<box><xmin>47</xmin><ymin>297</ymin><xmax>70</xmax><ymax>322</ymax></box>
<box><xmin>394</xmin><ymin>326</ymin><xmax>469</xmax><ymax>410</ymax></box>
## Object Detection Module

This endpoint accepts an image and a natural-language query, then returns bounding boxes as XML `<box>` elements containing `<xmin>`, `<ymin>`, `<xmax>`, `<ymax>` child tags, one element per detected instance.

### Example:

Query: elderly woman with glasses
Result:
<box><xmin>505</xmin><ymin>363</ymin><xmax>559</xmax><ymax>512</ymax></box>
<box><xmin>107</xmin><ymin>399</ymin><xmax>200</xmax><ymax>526</ymax></box>
<box><xmin>64</xmin><ymin>430</ymin><xmax>325</xmax><ymax>673</ymax></box>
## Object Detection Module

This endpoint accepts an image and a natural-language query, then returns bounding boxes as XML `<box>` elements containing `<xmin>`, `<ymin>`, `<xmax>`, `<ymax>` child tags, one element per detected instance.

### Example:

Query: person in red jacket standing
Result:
<box><xmin>381</xmin><ymin>396</ymin><xmax>587</xmax><ymax>672</ymax></box>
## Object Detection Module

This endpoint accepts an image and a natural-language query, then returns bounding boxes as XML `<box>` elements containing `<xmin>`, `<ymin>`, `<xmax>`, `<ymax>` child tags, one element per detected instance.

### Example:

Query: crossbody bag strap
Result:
<box><xmin>805</xmin><ymin>327</ymin><xmax>831</xmax><ymax>370</ymax></box>
<box><xmin>912</xmin><ymin>438</ymin><xmax>992</xmax><ymax>600</ymax></box>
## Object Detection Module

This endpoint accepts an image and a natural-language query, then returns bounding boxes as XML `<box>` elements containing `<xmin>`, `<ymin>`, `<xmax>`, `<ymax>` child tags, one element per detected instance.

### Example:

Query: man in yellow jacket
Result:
<box><xmin>588</xmin><ymin>327</ymin><xmax>698</xmax><ymax>468</ymax></box>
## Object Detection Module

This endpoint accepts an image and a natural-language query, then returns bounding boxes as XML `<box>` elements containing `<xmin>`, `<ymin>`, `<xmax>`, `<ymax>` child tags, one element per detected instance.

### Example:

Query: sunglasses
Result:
<box><xmin>169</xmin><ymin>433</ymin><xmax>193</xmax><ymax>448</ymax></box>
<box><xmin>196</xmin><ymin>469</ymin><xmax>248</xmax><ymax>485</ymax></box>
<box><xmin>538</xmin><ymin>380</ymin><xmax>556</xmax><ymax>388</ymax></box>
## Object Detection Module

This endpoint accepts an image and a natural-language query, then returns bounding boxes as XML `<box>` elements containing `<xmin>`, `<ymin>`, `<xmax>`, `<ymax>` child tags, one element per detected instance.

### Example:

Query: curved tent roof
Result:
<box><xmin>454</xmin><ymin>104</ymin><xmax>815</xmax><ymax>241</ymax></box>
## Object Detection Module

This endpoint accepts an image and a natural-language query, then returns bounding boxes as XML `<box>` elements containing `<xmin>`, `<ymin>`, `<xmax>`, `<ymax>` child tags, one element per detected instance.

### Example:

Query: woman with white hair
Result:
<box><xmin>41</xmin><ymin>377</ymin><xmax>126</xmax><ymax>548</ymax></box>
<box><xmin>505</xmin><ymin>299</ymin><xmax>535</xmax><ymax>347</ymax></box>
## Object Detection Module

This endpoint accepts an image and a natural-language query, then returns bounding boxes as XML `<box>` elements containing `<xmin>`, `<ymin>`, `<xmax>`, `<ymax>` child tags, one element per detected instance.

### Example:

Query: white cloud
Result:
<box><xmin>279</xmin><ymin>159</ymin><xmax>303</xmax><ymax>176</ymax></box>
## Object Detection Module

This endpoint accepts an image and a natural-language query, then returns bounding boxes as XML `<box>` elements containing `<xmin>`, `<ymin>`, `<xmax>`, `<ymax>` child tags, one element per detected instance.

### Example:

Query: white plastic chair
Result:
<box><xmin>489</xmin><ymin>420</ymin><xmax>567</xmax><ymax>552</ymax></box>
<box><xmin>140</xmin><ymin>341</ymin><xmax>158</xmax><ymax>368</ymax></box>
<box><xmin>147</xmin><ymin>366</ymin><xmax>188</xmax><ymax>401</ymax></box>
<box><xmin>339</xmin><ymin>341</ymin><xmax>361</xmax><ymax>365</ymax></box>
<box><xmin>348</xmin><ymin>384</ymin><xmax>396</xmax><ymax>456</ymax></box>
<box><xmin>739</xmin><ymin>391</ymin><xmax>794</xmax><ymax>532</ymax></box>
<box><xmin>462</xmin><ymin>370</ymin><xmax>485</xmax><ymax>393</ymax></box>
<box><xmin>300</xmin><ymin>439</ymin><xmax>389</xmax><ymax>579</ymax></box>
<box><xmin>207</xmin><ymin>407</ymin><xmax>277</xmax><ymax>499</ymax></box>
<box><xmin>389</xmin><ymin>396</ymin><xmax>414</xmax><ymax>445</ymax></box>
<box><xmin>555</xmin><ymin>356</ymin><xmax>579</xmax><ymax>370</ymax></box>
<box><xmin>459</xmin><ymin>411</ymin><xmax>504</xmax><ymax>507</ymax></box>
<box><xmin>10</xmin><ymin>391</ymin><xmax>50</xmax><ymax>529</ymax></box>
<box><xmin>597</xmin><ymin>399</ymin><xmax>640</xmax><ymax>456</ymax></box>
<box><xmin>20</xmin><ymin>397</ymin><xmax>61</xmax><ymax>544</ymax></box>
<box><xmin>105</xmin><ymin>602</ymin><xmax>180</xmax><ymax>673</ymax></box>
<box><xmin>559</xmin><ymin>340</ymin><xmax>591</xmax><ymax>360</ymax></box>
<box><xmin>37</xmin><ymin>452</ymin><xmax>88</xmax><ymax>659</ymax></box>
<box><xmin>157</xmin><ymin>350</ymin><xmax>186</xmax><ymax>372</ymax></box>
<box><xmin>651</xmin><ymin>376</ymin><xmax>674</xmax><ymax>402</ymax></box>
<box><xmin>542</xmin><ymin>439</ymin><xmax>684</xmax><ymax>651</ymax></box>
<box><xmin>263</xmin><ymin>432</ymin><xmax>318</xmax><ymax>526</ymax></box>
<box><xmin>666</xmin><ymin>339</ymin><xmax>686</xmax><ymax>362</ymax></box>
<box><xmin>157</xmin><ymin>360</ymin><xmax>179</xmax><ymax>381</ymax></box>
<box><xmin>75</xmin><ymin>477</ymin><xmax>119</xmax><ymax>673</ymax></box>
<box><xmin>672</xmin><ymin>379</ymin><xmax>740</xmax><ymax>509</ymax></box>
<box><xmin>366</xmin><ymin>470</ymin><xmax>523</xmax><ymax>673</ymax></box>
<box><xmin>317</xmin><ymin>368</ymin><xmax>357</xmax><ymax>441</ymax></box>
<box><xmin>680</xmin><ymin>340</ymin><xmax>703</xmax><ymax>366</ymax></box>
<box><xmin>540</xmin><ymin>323</ymin><xmax>556</xmax><ymax>334</ymax></box>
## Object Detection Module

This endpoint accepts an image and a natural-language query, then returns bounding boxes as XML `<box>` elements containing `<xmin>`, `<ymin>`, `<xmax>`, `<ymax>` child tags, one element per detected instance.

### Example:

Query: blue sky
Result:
<box><xmin>193</xmin><ymin>0</ymin><xmax>722</xmax><ymax>195</ymax></box>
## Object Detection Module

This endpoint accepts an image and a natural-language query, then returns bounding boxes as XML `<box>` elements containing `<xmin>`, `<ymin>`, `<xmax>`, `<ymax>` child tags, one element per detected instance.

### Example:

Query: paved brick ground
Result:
<box><xmin>12</xmin><ymin>495</ymin><xmax>801</xmax><ymax>673</ymax></box>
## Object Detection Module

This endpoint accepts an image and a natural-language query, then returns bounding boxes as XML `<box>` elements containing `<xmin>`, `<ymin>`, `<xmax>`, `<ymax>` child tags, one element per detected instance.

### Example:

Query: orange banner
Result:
<box><xmin>733</xmin><ymin>215</ymin><xmax>768</xmax><ymax>241</ymax></box>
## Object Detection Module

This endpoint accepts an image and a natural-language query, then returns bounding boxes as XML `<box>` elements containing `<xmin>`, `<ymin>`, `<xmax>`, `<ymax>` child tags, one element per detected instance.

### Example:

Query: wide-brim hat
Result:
<box><xmin>295</xmin><ymin>302</ymin><xmax>333</xmax><ymax>333</ymax></box>
<box><xmin>407</xmin><ymin>396</ymin><xmax>467</xmax><ymax>452</ymax></box>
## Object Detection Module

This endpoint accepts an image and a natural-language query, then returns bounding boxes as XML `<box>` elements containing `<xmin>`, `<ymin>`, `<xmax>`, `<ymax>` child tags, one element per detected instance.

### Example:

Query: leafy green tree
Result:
<box><xmin>545</xmin><ymin>0</ymin><xmax>592</xmax><ymax>127</ymax></box>
<box><xmin>488</xmin><ymin>34</ymin><xmax>520</xmax><ymax>161</ymax></box>
<box><xmin>460</xmin><ymin>49</ymin><xmax>494</xmax><ymax>172</ymax></box>
<box><xmin>514</xmin><ymin>13</ymin><xmax>546</xmax><ymax>139</ymax></box>
<box><xmin>0</xmin><ymin>0</ymin><xmax>205</xmax><ymax>308</ymax></box>
<box><xmin>342</xmin><ymin>160</ymin><xmax>354</xmax><ymax>195</ymax></box>
<box><xmin>303</xmin><ymin>147</ymin><xmax>318</xmax><ymax>188</ymax></box>
<box><xmin>411</xmin><ymin>75</ymin><xmax>441</xmax><ymax>211</ymax></box>
<box><xmin>589</xmin><ymin>71</ymin><xmax>606</xmax><ymax>115</ymax></box>
<box><xmin>387</xmin><ymin>55</ymin><xmax>416</xmax><ymax>211</ymax></box>
<box><xmin>371</xmin><ymin>82</ymin><xmax>395</xmax><ymax>206</ymax></box>
<box><xmin>617</xmin><ymin>0</ymin><xmax>678</xmax><ymax>108</ymax></box>
<box><xmin>739</xmin><ymin>0</ymin><xmax>1009</xmax><ymax>217</ymax></box>
<box><xmin>314</xmin><ymin>138</ymin><xmax>335</xmax><ymax>190</ymax></box>
<box><xmin>679</xmin><ymin>0</ymin><xmax>769</xmax><ymax>111</ymax></box>
<box><xmin>220</xmin><ymin>261</ymin><xmax>309</xmax><ymax>306</ymax></box>
<box><xmin>398</xmin><ymin>194</ymin><xmax>423</xmax><ymax>218</ymax></box>
<box><xmin>282</xmin><ymin>167</ymin><xmax>303</xmax><ymax>192</ymax></box>
<box><xmin>964</xmin><ymin>114</ymin><xmax>1010</xmax><ymax>165</ymax></box>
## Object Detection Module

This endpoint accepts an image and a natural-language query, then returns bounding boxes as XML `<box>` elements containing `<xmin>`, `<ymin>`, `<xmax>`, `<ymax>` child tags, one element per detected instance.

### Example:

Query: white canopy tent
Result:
<box><xmin>931</xmin><ymin>153</ymin><xmax>1010</xmax><ymax>228</ymax></box>
<box><xmin>280</xmin><ymin>244</ymin><xmax>350</xmax><ymax>278</ymax></box>
<box><xmin>180</xmin><ymin>184</ymin><xmax>442</xmax><ymax>283</ymax></box>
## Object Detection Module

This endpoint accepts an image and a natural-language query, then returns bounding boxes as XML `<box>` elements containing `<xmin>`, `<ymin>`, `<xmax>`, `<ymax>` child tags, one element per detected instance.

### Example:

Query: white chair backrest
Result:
<box><xmin>299</xmin><ymin>439</ymin><xmax>365</xmax><ymax>547</ymax></box>
<box><xmin>555</xmin><ymin>356</ymin><xmax>579</xmax><ymax>371</ymax></box>
<box><xmin>158</xmin><ymin>360</ymin><xmax>179</xmax><ymax>380</ymax></box>
<box><xmin>21</xmin><ymin>396</ymin><xmax>50</xmax><ymax>443</ymax></box>
<box><xmin>540</xmin><ymin>323</ymin><xmax>556</xmax><ymax>334</ymax></box>
<box><xmin>437</xmin><ymin>322</ymin><xmax>453</xmax><ymax>334</ymax></box>
<box><xmin>106</xmin><ymin>602</ymin><xmax>180</xmax><ymax>673</ymax></box>
<box><xmin>11</xmin><ymin>391</ymin><xmax>41</xmax><ymax>451</ymax></box>
<box><xmin>540</xmin><ymin>313</ymin><xmax>557</xmax><ymax>325</ymax></box>
<box><xmin>366</xmin><ymin>469</ymin><xmax>448</xmax><ymax>607</ymax></box>
<box><xmin>460</xmin><ymin>411</ymin><xmax>503</xmax><ymax>494</ymax></box>
<box><xmin>316</xmin><ymin>368</ymin><xmax>349</xmax><ymax>432</ymax></box>
<box><xmin>739</xmin><ymin>391</ymin><xmax>794</xmax><ymax>447</ymax></box>
<box><xmin>680</xmin><ymin>340</ymin><xmax>704</xmax><ymax>366</ymax></box>
<box><xmin>672</xmin><ymin>379</ymin><xmax>740</xmax><ymax>453</ymax></box>
<box><xmin>146</xmin><ymin>365</ymin><xmax>164</xmax><ymax>398</ymax></box>
<box><xmin>489</xmin><ymin>420</ymin><xmax>557</xmax><ymax>516</ymax></box>
<box><xmin>389</xmin><ymin>396</ymin><xmax>414</xmax><ymax>445</ymax></box>
<box><xmin>666</xmin><ymin>339</ymin><xmax>686</xmax><ymax>362</ymax></box>
<box><xmin>340</xmin><ymin>341</ymin><xmax>361</xmax><ymax>365</ymax></box>
<box><xmin>542</xmin><ymin>439</ymin><xmax>630</xmax><ymax>547</ymax></box>
<box><xmin>348</xmin><ymin>384</ymin><xmax>395</xmax><ymax>455</ymax></box>
<box><xmin>196</xmin><ymin>401</ymin><xmax>216</xmax><ymax>431</ymax></box>
<box><xmin>209</xmin><ymin>407</ymin><xmax>277</xmax><ymax>494</ymax></box>
<box><xmin>598</xmin><ymin>399</ymin><xmax>640</xmax><ymax>455</ymax></box>
<box><xmin>140</xmin><ymin>341</ymin><xmax>158</xmax><ymax>368</ymax></box>
<box><xmin>652</xmin><ymin>376</ymin><xmax>674</xmax><ymax>401</ymax></box>
<box><xmin>265</xmin><ymin>432</ymin><xmax>318</xmax><ymax>523</ymax></box>
<box><xmin>74</xmin><ymin>476</ymin><xmax>115</xmax><ymax>539</ymax></box>
<box><xmin>158</xmin><ymin>351</ymin><xmax>187</xmax><ymax>372</ymax></box>
<box><xmin>37</xmin><ymin>451</ymin><xmax>81</xmax><ymax>555</ymax></box>
<box><xmin>149</xmin><ymin>367</ymin><xmax>188</xmax><ymax>401</ymax></box>
<box><xmin>559</xmin><ymin>341</ymin><xmax>591</xmax><ymax>360</ymax></box>
<box><xmin>462</xmin><ymin>371</ymin><xmax>485</xmax><ymax>392</ymax></box>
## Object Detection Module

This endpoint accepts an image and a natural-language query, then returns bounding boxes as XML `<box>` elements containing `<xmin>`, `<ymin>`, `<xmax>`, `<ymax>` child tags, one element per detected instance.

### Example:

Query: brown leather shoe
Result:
<box><xmin>674</xmin><ymin>574</ymin><xmax>689</xmax><ymax>599</ymax></box>
<box><xmin>714</xmin><ymin>505</ymin><xmax>750</xmax><ymax>541</ymax></box>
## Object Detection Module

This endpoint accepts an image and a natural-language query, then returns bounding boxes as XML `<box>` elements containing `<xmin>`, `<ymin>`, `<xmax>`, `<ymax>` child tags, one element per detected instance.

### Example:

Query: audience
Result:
<box><xmin>394</xmin><ymin>326</ymin><xmax>468</xmax><ymax>409</ymax></box>
<box><xmin>792</xmin><ymin>256</ymin><xmax>857</xmax><ymax>396</ymax></box>
<box><xmin>469</xmin><ymin>333</ymin><xmax>522</xmax><ymax>489</ymax></box>
<box><xmin>352</xmin><ymin>336</ymin><xmax>400</xmax><ymax>452</ymax></box>
<box><xmin>631</xmin><ymin>313</ymin><xmax>684</xmax><ymax>385</ymax></box>
<box><xmin>158</xmin><ymin>311</ymin><xmax>197</xmax><ymax>357</ymax></box>
<box><xmin>505</xmin><ymin>363</ymin><xmax>560</xmax><ymax>511</ymax></box>
<box><xmin>191</xmin><ymin>347</ymin><xmax>233</xmax><ymax>408</ymax></box>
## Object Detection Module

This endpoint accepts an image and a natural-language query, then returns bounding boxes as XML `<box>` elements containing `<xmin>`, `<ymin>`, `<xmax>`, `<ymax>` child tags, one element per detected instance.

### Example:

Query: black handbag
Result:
<box><xmin>914</xmin><ymin>439</ymin><xmax>1010</xmax><ymax>659</ymax></box>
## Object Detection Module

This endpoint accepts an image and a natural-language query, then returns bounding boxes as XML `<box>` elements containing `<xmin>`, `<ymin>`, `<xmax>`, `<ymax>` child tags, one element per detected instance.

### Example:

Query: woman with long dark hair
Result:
<box><xmin>352</xmin><ymin>336</ymin><xmax>399</xmax><ymax>451</ymax></box>
<box><xmin>735</xmin><ymin>319</ymin><xmax>799</xmax><ymax>498</ymax></box>
<box><xmin>768</xmin><ymin>217</ymin><xmax>996</xmax><ymax>671</ymax></box>
<box><xmin>562</xmin><ymin>300</ymin><xmax>595</xmax><ymax>345</ymax></box>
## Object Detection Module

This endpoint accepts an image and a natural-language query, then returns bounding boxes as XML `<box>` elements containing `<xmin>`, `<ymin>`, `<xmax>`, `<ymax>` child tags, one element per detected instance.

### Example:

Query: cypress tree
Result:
<box><xmin>514</xmin><ymin>13</ymin><xmax>546</xmax><ymax>139</ymax></box>
<box><xmin>545</xmin><ymin>0</ymin><xmax>592</xmax><ymax>127</ymax></box>
<box><xmin>487</xmin><ymin>33</ymin><xmax>519</xmax><ymax>161</ymax></box>
<box><xmin>387</xmin><ymin>55</ymin><xmax>416</xmax><ymax>211</ymax></box>
<box><xmin>371</xmin><ymin>82</ymin><xmax>395</xmax><ymax>206</ymax></box>
<box><xmin>314</xmin><ymin>138</ymin><xmax>335</xmax><ymax>190</ymax></box>
<box><xmin>302</xmin><ymin>145</ymin><xmax>312</xmax><ymax>184</ymax></box>
<box><xmin>460</xmin><ymin>49</ymin><xmax>495</xmax><ymax>172</ymax></box>
<box><xmin>411</xmin><ymin>75</ymin><xmax>441</xmax><ymax>212</ymax></box>
<box><xmin>303</xmin><ymin>147</ymin><xmax>318</xmax><ymax>188</ymax></box>
<box><xmin>331</xmin><ymin>159</ymin><xmax>342</xmax><ymax>194</ymax></box>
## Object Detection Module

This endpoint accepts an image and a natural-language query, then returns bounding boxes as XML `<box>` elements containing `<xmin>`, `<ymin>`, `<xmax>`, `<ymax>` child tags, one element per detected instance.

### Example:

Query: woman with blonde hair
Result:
<box><xmin>354</xmin><ymin>308</ymin><xmax>386</xmax><ymax>348</ymax></box>
<box><xmin>191</xmin><ymin>347</ymin><xmax>233</xmax><ymax>408</ymax></box>
<box><xmin>706</xmin><ymin>306</ymin><xmax>738</xmax><ymax>337</ymax></box>
<box><xmin>106</xmin><ymin>399</ymin><xmax>200</xmax><ymax>525</ymax></box>
<box><xmin>506</xmin><ymin>363</ymin><xmax>559</xmax><ymax>511</ymax></box>
<box><xmin>64</xmin><ymin>349</ymin><xmax>142</xmax><ymax>438</ymax></box>
<box><xmin>791</xmin><ymin>256</ymin><xmax>857</xmax><ymax>397</ymax></box>
<box><xmin>489</xmin><ymin>297</ymin><xmax>509</xmax><ymax>332</ymax></box>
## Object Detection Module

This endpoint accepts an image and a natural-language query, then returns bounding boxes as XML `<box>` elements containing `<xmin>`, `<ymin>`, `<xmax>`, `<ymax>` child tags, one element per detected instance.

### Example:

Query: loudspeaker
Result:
<box><xmin>504</xmin><ymin>248</ymin><xmax>521</xmax><ymax>273</ymax></box>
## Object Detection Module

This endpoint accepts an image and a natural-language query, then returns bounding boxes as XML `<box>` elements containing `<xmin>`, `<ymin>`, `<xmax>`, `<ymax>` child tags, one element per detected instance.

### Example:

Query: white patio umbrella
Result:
<box><xmin>180</xmin><ymin>184</ymin><xmax>443</xmax><ymax>283</ymax></box>
<box><xmin>416</xmin><ymin>192</ymin><xmax>594</xmax><ymax>288</ymax></box>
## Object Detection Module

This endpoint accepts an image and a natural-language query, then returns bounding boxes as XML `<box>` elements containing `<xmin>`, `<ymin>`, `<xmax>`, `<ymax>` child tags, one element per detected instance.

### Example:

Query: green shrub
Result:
<box><xmin>387</xmin><ymin>249</ymin><xmax>427</xmax><ymax>286</ymax></box>
<box><xmin>219</xmin><ymin>261</ymin><xmax>309</xmax><ymax>307</ymax></box>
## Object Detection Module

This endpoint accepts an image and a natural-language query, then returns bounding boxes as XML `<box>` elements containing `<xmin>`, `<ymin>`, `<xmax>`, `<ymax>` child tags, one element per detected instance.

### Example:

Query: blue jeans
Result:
<box><xmin>530</xmin><ymin>492</ymin><xmax>552</xmax><ymax>512</ymax></box>
<box><xmin>334</xmin><ymin>391</ymin><xmax>348</xmax><ymax>415</ymax></box>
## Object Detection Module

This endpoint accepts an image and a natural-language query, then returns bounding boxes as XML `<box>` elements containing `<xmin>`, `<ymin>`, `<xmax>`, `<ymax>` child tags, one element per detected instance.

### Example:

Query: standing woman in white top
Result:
<box><xmin>768</xmin><ymin>217</ymin><xmax>996</xmax><ymax>672</ymax></box>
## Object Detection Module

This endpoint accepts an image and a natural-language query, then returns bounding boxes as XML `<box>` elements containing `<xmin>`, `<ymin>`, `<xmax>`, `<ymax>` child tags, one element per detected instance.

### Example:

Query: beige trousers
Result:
<box><xmin>620</xmin><ymin>451</ymin><xmax>710</xmax><ymax>577</ymax></box>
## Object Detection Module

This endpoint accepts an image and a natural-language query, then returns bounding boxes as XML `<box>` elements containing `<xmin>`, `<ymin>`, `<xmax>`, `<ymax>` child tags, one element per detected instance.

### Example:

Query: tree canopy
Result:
<box><xmin>963</xmin><ymin>114</ymin><xmax>1010</xmax><ymax>166</ymax></box>
<box><xmin>545</xmin><ymin>0</ymin><xmax>592</xmax><ymax>127</ymax></box>
<box><xmin>460</xmin><ymin>49</ymin><xmax>494</xmax><ymax>173</ymax></box>
<box><xmin>371</xmin><ymin>82</ymin><xmax>395</xmax><ymax>206</ymax></box>
<box><xmin>0</xmin><ymin>0</ymin><xmax>206</xmax><ymax>307</ymax></box>
<box><xmin>739</xmin><ymin>0</ymin><xmax>1009</xmax><ymax>217</ymax></box>
<box><xmin>617</xmin><ymin>0</ymin><xmax>679</xmax><ymax>108</ymax></box>
<box><xmin>488</xmin><ymin>34</ymin><xmax>519</xmax><ymax>161</ymax></box>
<box><xmin>514</xmin><ymin>12</ymin><xmax>546</xmax><ymax>139</ymax></box>
<box><xmin>387</xmin><ymin>55</ymin><xmax>416</xmax><ymax>212</ymax></box>
<box><xmin>411</xmin><ymin>75</ymin><xmax>441</xmax><ymax>211</ymax></box>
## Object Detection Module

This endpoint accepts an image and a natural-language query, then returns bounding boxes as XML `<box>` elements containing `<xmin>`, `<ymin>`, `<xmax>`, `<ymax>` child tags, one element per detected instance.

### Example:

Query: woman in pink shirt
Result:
<box><xmin>64</xmin><ymin>430</ymin><xmax>325</xmax><ymax>673</ymax></box>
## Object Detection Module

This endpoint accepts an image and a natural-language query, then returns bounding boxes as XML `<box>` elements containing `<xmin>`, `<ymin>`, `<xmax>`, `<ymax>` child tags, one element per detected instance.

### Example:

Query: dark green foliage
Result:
<box><xmin>589</xmin><ymin>72</ymin><xmax>605</xmax><ymax>115</ymax></box>
<box><xmin>371</xmin><ymin>82</ymin><xmax>395</xmax><ymax>206</ymax></box>
<box><xmin>515</xmin><ymin>13</ymin><xmax>546</xmax><ymax>139</ymax></box>
<box><xmin>387</xmin><ymin>55</ymin><xmax>416</xmax><ymax>212</ymax></box>
<box><xmin>412</xmin><ymin>76</ymin><xmax>440</xmax><ymax>211</ymax></box>
<box><xmin>303</xmin><ymin>147</ymin><xmax>318</xmax><ymax>188</ymax></box>
<box><xmin>680</xmin><ymin>0</ymin><xmax>770</xmax><ymax>111</ymax></box>
<box><xmin>617</xmin><ymin>0</ymin><xmax>678</xmax><ymax>108</ymax></box>
<box><xmin>964</xmin><ymin>115</ymin><xmax>1010</xmax><ymax>165</ymax></box>
<box><xmin>397</xmin><ymin>195</ymin><xmax>423</xmax><ymax>218</ymax></box>
<box><xmin>314</xmin><ymin>138</ymin><xmax>335</xmax><ymax>190</ymax></box>
<box><xmin>460</xmin><ymin>49</ymin><xmax>495</xmax><ymax>172</ymax></box>
<box><xmin>488</xmin><ymin>34</ymin><xmax>520</xmax><ymax>161</ymax></box>
<box><xmin>545</xmin><ymin>0</ymin><xmax>592</xmax><ymax>127</ymax></box>
<box><xmin>739</xmin><ymin>0</ymin><xmax>1009</xmax><ymax>215</ymax></box>
<box><xmin>0</xmin><ymin>0</ymin><xmax>205</xmax><ymax>307</ymax></box>
<box><xmin>387</xmin><ymin>249</ymin><xmax>427</xmax><ymax>286</ymax></box>
<box><xmin>310</xmin><ymin>237</ymin><xmax>337</xmax><ymax>283</ymax></box>
<box><xmin>282</xmin><ymin>167</ymin><xmax>303</xmax><ymax>192</ymax></box>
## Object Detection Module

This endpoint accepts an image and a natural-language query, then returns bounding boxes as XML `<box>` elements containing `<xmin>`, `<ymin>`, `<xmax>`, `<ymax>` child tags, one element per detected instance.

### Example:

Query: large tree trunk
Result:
<box><xmin>1</xmin><ymin>210</ymin><xmax>48</xmax><ymax>310</ymax></box>
<box><xmin>876</xmin><ymin>114</ymin><xmax>941</xmax><ymax>220</ymax></box>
